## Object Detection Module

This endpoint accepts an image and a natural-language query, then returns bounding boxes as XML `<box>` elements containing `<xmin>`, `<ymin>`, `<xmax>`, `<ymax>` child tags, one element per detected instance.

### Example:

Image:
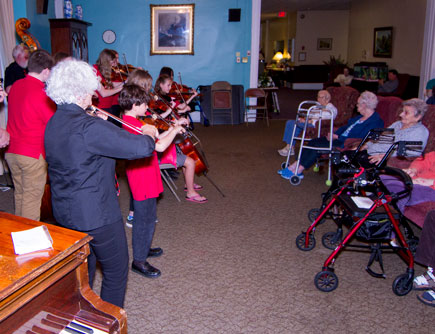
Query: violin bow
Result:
<box><xmin>87</xmin><ymin>105</ymin><xmax>143</xmax><ymax>134</ymax></box>
<box><xmin>122</xmin><ymin>53</ymin><xmax>131</xmax><ymax>75</ymax></box>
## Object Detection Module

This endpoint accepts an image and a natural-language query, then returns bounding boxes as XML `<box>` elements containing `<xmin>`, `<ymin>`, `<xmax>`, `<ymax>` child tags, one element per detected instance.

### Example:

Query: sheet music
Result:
<box><xmin>11</xmin><ymin>225</ymin><xmax>53</xmax><ymax>255</ymax></box>
<box><xmin>351</xmin><ymin>196</ymin><xmax>374</xmax><ymax>209</ymax></box>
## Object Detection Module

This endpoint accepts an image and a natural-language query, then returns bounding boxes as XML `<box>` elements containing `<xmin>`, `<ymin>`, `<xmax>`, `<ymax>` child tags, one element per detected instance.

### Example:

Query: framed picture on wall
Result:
<box><xmin>373</xmin><ymin>27</ymin><xmax>393</xmax><ymax>58</ymax></box>
<box><xmin>150</xmin><ymin>4</ymin><xmax>195</xmax><ymax>55</ymax></box>
<box><xmin>317</xmin><ymin>38</ymin><xmax>332</xmax><ymax>50</ymax></box>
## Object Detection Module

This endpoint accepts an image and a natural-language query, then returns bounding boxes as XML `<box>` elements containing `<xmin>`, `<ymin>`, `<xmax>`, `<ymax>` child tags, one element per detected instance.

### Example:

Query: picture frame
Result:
<box><xmin>373</xmin><ymin>27</ymin><xmax>393</xmax><ymax>58</ymax></box>
<box><xmin>317</xmin><ymin>38</ymin><xmax>332</xmax><ymax>50</ymax></box>
<box><xmin>150</xmin><ymin>4</ymin><xmax>195</xmax><ymax>55</ymax></box>
<box><xmin>298</xmin><ymin>52</ymin><xmax>306</xmax><ymax>62</ymax></box>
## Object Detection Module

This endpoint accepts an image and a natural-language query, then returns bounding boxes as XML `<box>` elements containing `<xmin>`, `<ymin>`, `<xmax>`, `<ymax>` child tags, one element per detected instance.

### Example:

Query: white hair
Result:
<box><xmin>12</xmin><ymin>44</ymin><xmax>28</xmax><ymax>59</ymax></box>
<box><xmin>360</xmin><ymin>91</ymin><xmax>378</xmax><ymax>110</ymax></box>
<box><xmin>46</xmin><ymin>59</ymin><xmax>99</xmax><ymax>104</ymax></box>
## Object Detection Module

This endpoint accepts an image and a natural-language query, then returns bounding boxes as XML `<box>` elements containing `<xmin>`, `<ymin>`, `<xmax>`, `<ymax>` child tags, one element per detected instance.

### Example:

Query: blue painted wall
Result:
<box><xmin>12</xmin><ymin>0</ymin><xmax>252</xmax><ymax>90</ymax></box>
<box><xmin>80</xmin><ymin>0</ymin><xmax>252</xmax><ymax>90</ymax></box>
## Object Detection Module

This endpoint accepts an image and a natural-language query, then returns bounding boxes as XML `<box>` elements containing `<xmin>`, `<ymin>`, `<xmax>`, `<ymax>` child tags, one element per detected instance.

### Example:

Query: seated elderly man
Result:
<box><xmin>333</xmin><ymin>67</ymin><xmax>353</xmax><ymax>87</ymax></box>
<box><xmin>378</xmin><ymin>69</ymin><xmax>399</xmax><ymax>94</ymax></box>
<box><xmin>278</xmin><ymin>91</ymin><xmax>384</xmax><ymax>180</ymax></box>
<box><xmin>278</xmin><ymin>90</ymin><xmax>337</xmax><ymax>157</ymax></box>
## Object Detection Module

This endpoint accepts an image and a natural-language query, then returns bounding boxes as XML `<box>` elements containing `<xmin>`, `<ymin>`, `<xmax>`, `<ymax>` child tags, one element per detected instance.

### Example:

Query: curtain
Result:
<box><xmin>0</xmin><ymin>0</ymin><xmax>15</xmax><ymax>175</ymax></box>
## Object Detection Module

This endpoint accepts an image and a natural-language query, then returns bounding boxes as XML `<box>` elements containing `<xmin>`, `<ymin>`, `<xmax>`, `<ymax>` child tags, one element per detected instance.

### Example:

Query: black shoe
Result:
<box><xmin>131</xmin><ymin>261</ymin><xmax>161</xmax><ymax>278</ymax></box>
<box><xmin>148</xmin><ymin>247</ymin><xmax>163</xmax><ymax>258</ymax></box>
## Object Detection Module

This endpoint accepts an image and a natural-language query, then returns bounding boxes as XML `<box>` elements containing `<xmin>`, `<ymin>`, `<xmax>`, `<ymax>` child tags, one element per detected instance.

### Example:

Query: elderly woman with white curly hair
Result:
<box><xmin>279</xmin><ymin>91</ymin><xmax>384</xmax><ymax>180</ymax></box>
<box><xmin>44</xmin><ymin>58</ymin><xmax>157</xmax><ymax>308</ymax></box>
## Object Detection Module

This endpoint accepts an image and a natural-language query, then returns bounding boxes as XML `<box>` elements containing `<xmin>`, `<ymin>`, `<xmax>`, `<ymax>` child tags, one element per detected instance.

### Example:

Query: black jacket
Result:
<box><xmin>45</xmin><ymin>103</ymin><xmax>155</xmax><ymax>231</ymax></box>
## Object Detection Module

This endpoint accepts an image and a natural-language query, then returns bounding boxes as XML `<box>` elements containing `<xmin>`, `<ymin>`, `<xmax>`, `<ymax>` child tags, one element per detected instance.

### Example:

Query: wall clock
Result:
<box><xmin>102</xmin><ymin>30</ymin><xmax>116</xmax><ymax>44</ymax></box>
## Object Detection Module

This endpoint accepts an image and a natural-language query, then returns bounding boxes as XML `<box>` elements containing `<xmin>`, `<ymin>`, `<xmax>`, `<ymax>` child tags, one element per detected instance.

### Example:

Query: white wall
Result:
<box><xmin>348</xmin><ymin>0</ymin><xmax>426</xmax><ymax>75</ymax></box>
<box><xmin>294</xmin><ymin>10</ymin><xmax>349</xmax><ymax>65</ymax></box>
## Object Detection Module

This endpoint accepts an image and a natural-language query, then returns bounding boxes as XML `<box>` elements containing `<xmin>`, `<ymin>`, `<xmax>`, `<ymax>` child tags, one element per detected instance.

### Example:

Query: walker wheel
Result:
<box><xmin>322</xmin><ymin>231</ymin><xmax>342</xmax><ymax>250</ymax></box>
<box><xmin>307</xmin><ymin>208</ymin><xmax>326</xmax><ymax>225</ymax></box>
<box><xmin>315</xmin><ymin>270</ymin><xmax>338</xmax><ymax>292</ymax></box>
<box><xmin>281</xmin><ymin>162</ymin><xmax>287</xmax><ymax>169</ymax></box>
<box><xmin>296</xmin><ymin>233</ymin><xmax>316</xmax><ymax>251</ymax></box>
<box><xmin>290</xmin><ymin>175</ymin><xmax>301</xmax><ymax>185</ymax></box>
<box><xmin>392</xmin><ymin>273</ymin><xmax>413</xmax><ymax>296</ymax></box>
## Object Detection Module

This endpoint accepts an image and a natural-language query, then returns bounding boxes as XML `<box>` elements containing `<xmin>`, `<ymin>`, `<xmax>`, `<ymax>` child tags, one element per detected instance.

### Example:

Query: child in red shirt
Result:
<box><xmin>119</xmin><ymin>84</ymin><xmax>186</xmax><ymax>278</ymax></box>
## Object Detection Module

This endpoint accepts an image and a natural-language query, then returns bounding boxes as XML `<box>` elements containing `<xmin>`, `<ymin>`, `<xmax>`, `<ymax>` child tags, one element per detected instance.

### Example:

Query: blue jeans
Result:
<box><xmin>132</xmin><ymin>197</ymin><xmax>157</xmax><ymax>261</ymax></box>
<box><xmin>283</xmin><ymin>119</ymin><xmax>315</xmax><ymax>146</ymax></box>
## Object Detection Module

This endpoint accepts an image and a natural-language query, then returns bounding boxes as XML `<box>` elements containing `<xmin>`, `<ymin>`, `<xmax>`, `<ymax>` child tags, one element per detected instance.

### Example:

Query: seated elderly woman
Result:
<box><xmin>351</xmin><ymin>98</ymin><xmax>429</xmax><ymax>168</ymax></box>
<box><xmin>278</xmin><ymin>90</ymin><xmax>337</xmax><ymax>157</ymax></box>
<box><xmin>278</xmin><ymin>91</ymin><xmax>384</xmax><ymax>180</ymax></box>
<box><xmin>380</xmin><ymin>152</ymin><xmax>435</xmax><ymax>306</ymax></box>
<box><xmin>45</xmin><ymin>59</ymin><xmax>157</xmax><ymax>308</ymax></box>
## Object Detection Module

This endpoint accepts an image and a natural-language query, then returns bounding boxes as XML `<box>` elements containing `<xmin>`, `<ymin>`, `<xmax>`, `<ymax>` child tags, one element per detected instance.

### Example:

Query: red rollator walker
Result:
<box><xmin>295</xmin><ymin>140</ymin><xmax>422</xmax><ymax>296</ymax></box>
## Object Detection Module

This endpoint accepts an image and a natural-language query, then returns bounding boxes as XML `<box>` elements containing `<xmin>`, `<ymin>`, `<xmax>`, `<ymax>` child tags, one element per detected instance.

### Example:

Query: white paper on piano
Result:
<box><xmin>351</xmin><ymin>196</ymin><xmax>374</xmax><ymax>209</ymax></box>
<box><xmin>11</xmin><ymin>225</ymin><xmax>53</xmax><ymax>255</ymax></box>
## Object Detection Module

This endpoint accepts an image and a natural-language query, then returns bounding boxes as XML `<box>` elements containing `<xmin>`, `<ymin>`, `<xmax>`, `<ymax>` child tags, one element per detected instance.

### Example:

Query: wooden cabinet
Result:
<box><xmin>49</xmin><ymin>18</ymin><xmax>92</xmax><ymax>62</ymax></box>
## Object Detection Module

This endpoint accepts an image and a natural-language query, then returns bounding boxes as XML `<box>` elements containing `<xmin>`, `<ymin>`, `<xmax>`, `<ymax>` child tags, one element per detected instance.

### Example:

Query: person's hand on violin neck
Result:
<box><xmin>175</xmin><ymin>118</ymin><xmax>189</xmax><ymax>127</ymax></box>
<box><xmin>140</xmin><ymin>123</ymin><xmax>158</xmax><ymax>140</ymax></box>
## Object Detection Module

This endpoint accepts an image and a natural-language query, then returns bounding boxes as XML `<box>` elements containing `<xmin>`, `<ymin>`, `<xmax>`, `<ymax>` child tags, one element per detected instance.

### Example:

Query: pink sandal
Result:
<box><xmin>185</xmin><ymin>194</ymin><xmax>208</xmax><ymax>203</ymax></box>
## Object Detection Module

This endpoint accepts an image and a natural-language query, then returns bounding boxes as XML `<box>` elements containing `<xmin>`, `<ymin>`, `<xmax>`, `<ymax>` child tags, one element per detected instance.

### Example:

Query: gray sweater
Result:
<box><xmin>366</xmin><ymin>121</ymin><xmax>429</xmax><ymax>157</ymax></box>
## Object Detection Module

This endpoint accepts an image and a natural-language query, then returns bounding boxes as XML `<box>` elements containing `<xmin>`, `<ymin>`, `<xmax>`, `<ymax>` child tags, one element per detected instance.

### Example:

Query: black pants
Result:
<box><xmin>415</xmin><ymin>210</ymin><xmax>435</xmax><ymax>268</ymax></box>
<box><xmin>132</xmin><ymin>197</ymin><xmax>157</xmax><ymax>261</ymax></box>
<box><xmin>87</xmin><ymin>220</ymin><xmax>129</xmax><ymax>308</ymax></box>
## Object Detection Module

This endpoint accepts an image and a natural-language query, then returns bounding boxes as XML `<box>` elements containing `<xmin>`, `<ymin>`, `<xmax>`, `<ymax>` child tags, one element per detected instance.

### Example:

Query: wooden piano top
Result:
<box><xmin>0</xmin><ymin>212</ymin><xmax>92</xmax><ymax>299</ymax></box>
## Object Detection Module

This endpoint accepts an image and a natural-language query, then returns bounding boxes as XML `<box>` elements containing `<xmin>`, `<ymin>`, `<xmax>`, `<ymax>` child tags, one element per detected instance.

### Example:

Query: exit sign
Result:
<box><xmin>278</xmin><ymin>11</ymin><xmax>287</xmax><ymax>18</ymax></box>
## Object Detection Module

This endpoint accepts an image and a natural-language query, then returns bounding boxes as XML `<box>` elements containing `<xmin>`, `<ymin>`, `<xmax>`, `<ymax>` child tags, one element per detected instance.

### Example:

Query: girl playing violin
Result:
<box><xmin>93</xmin><ymin>49</ymin><xmax>124</xmax><ymax>123</ymax></box>
<box><xmin>154</xmin><ymin>74</ymin><xmax>198</xmax><ymax>117</ymax></box>
<box><xmin>119</xmin><ymin>84</ymin><xmax>187</xmax><ymax>278</ymax></box>
<box><xmin>159</xmin><ymin>66</ymin><xmax>199</xmax><ymax>112</ymax></box>
<box><xmin>132</xmin><ymin>70</ymin><xmax>207</xmax><ymax>203</ymax></box>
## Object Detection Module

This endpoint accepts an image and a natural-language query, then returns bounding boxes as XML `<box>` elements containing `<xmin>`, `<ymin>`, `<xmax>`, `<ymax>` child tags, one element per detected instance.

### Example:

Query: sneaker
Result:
<box><xmin>417</xmin><ymin>289</ymin><xmax>435</xmax><ymax>307</ymax></box>
<box><xmin>280</xmin><ymin>169</ymin><xmax>304</xmax><ymax>180</ymax></box>
<box><xmin>278</xmin><ymin>148</ymin><xmax>289</xmax><ymax>157</ymax></box>
<box><xmin>414</xmin><ymin>267</ymin><xmax>435</xmax><ymax>290</ymax></box>
<box><xmin>126</xmin><ymin>214</ymin><xmax>134</xmax><ymax>228</ymax></box>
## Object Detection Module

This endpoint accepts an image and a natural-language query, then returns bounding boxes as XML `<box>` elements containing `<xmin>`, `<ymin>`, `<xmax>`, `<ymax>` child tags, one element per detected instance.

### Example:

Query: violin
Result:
<box><xmin>111</xmin><ymin>64</ymin><xmax>139</xmax><ymax>82</ymax></box>
<box><xmin>139</xmin><ymin>115</ymin><xmax>171</xmax><ymax>131</ymax></box>
<box><xmin>168</xmin><ymin>82</ymin><xmax>198</xmax><ymax>100</ymax></box>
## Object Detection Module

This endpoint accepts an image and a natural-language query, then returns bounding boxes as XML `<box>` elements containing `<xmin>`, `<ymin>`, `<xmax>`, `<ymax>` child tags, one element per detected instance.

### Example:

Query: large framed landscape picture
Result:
<box><xmin>373</xmin><ymin>27</ymin><xmax>393</xmax><ymax>58</ymax></box>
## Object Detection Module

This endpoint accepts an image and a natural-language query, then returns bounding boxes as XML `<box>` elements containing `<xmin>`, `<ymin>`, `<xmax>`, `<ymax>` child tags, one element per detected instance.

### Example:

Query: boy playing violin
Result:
<box><xmin>119</xmin><ymin>84</ymin><xmax>186</xmax><ymax>278</ymax></box>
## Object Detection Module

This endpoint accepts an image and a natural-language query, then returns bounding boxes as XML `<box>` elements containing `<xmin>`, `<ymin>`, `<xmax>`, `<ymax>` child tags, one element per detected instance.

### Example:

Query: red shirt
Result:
<box><xmin>6</xmin><ymin>75</ymin><xmax>56</xmax><ymax>159</ymax></box>
<box><xmin>93</xmin><ymin>64</ymin><xmax>115</xmax><ymax>109</ymax></box>
<box><xmin>122</xmin><ymin>115</ymin><xmax>163</xmax><ymax>200</ymax></box>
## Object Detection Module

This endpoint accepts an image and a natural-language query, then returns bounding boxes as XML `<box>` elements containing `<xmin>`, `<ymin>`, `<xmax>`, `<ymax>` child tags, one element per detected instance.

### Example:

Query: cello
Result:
<box><xmin>15</xmin><ymin>18</ymin><xmax>40</xmax><ymax>52</ymax></box>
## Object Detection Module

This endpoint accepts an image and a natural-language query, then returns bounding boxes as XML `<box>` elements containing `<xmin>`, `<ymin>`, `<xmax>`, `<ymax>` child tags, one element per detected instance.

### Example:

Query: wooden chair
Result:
<box><xmin>211</xmin><ymin>81</ymin><xmax>233</xmax><ymax>125</ymax></box>
<box><xmin>244</xmin><ymin>88</ymin><xmax>269</xmax><ymax>126</ymax></box>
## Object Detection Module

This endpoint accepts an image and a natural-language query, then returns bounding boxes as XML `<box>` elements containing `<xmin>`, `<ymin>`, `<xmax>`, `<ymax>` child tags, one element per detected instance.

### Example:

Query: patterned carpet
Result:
<box><xmin>0</xmin><ymin>118</ymin><xmax>433</xmax><ymax>333</ymax></box>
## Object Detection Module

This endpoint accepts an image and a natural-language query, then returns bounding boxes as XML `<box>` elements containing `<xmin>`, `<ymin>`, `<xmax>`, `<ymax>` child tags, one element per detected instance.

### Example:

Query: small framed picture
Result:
<box><xmin>298</xmin><ymin>52</ymin><xmax>306</xmax><ymax>62</ymax></box>
<box><xmin>317</xmin><ymin>38</ymin><xmax>332</xmax><ymax>50</ymax></box>
<box><xmin>150</xmin><ymin>4</ymin><xmax>195</xmax><ymax>55</ymax></box>
<box><xmin>373</xmin><ymin>27</ymin><xmax>393</xmax><ymax>58</ymax></box>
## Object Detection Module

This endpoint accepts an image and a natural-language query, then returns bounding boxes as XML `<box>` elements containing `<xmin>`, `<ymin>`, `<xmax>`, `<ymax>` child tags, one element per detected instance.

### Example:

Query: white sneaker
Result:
<box><xmin>278</xmin><ymin>148</ymin><xmax>289</xmax><ymax>156</ymax></box>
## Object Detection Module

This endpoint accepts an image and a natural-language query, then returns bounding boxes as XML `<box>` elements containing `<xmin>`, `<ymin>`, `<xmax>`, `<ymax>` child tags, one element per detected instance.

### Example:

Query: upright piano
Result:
<box><xmin>0</xmin><ymin>212</ymin><xmax>127</xmax><ymax>333</ymax></box>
